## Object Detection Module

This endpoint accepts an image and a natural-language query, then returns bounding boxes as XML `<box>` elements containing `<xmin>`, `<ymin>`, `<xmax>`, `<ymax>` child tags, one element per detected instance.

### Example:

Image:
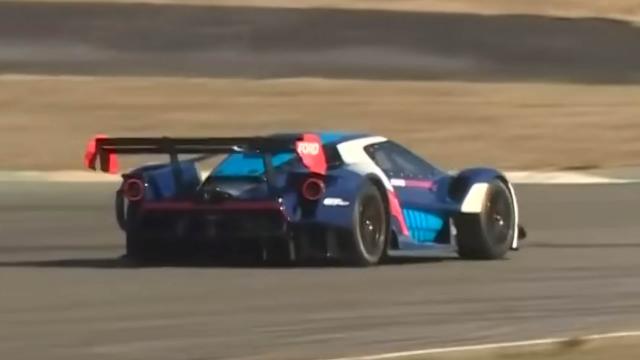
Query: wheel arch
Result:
<box><xmin>452</xmin><ymin>168</ymin><xmax>521</xmax><ymax>250</ymax></box>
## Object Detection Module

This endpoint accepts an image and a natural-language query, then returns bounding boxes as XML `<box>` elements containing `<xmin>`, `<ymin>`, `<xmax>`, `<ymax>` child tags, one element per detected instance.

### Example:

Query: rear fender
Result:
<box><xmin>281</xmin><ymin>169</ymin><xmax>366</xmax><ymax>229</ymax></box>
<box><xmin>129</xmin><ymin>161</ymin><xmax>201</xmax><ymax>200</ymax></box>
<box><xmin>114</xmin><ymin>161</ymin><xmax>201</xmax><ymax>229</ymax></box>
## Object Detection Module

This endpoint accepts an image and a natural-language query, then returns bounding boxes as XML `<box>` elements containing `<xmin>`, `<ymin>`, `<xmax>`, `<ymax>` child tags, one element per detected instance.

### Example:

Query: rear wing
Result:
<box><xmin>84</xmin><ymin>133</ymin><xmax>328</xmax><ymax>176</ymax></box>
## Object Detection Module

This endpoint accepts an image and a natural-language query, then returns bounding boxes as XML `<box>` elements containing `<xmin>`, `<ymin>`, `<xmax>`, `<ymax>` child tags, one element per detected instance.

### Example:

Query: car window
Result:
<box><xmin>213</xmin><ymin>152</ymin><xmax>299</xmax><ymax>177</ymax></box>
<box><xmin>369</xmin><ymin>146</ymin><xmax>396</xmax><ymax>174</ymax></box>
<box><xmin>365</xmin><ymin>141</ymin><xmax>434</xmax><ymax>178</ymax></box>
<box><xmin>386</xmin><ymin>141</ymin><xmax>435</xmax><ymax>177</ymax></box>
<box><xmin>365</xmin><ymin>143</ymin><xmax>396</xmax><ymax>176</ymax></box>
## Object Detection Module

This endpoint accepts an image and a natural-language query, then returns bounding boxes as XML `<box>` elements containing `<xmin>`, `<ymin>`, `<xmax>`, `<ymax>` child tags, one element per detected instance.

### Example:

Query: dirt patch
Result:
<box><xmin>2</xmin><ymin>75</ymin><xmax>639</xmax><ymax>171</ymax></box>
<box><xmin>10</xmin><ymin>0</ymin><xmax>640</xmax><ymax>22</ymax></box>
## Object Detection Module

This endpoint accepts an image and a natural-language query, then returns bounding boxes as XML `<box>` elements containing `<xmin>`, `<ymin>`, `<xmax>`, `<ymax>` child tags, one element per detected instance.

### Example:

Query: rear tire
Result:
<box><xmin>455</xmin><ymin>178</ymin><xmax>515</xmax><ymax>260</ymax></box>
<box><xmin>125</xmin><ymin>230</ymin><xmax>166</xmax><ymax>264</ymax></box>
<box><xmin>123</xmin><ymin>208</ymin><xmax>171</xmax><ymax>264</ymax></box>
<box><xmin>346</xmin><ymin>181</ymin><xmax>390</xmax><ymax>266</ymax></box>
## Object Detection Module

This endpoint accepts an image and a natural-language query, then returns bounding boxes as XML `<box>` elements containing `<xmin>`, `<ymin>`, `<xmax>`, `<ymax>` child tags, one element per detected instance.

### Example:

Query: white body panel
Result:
<box><xmin>336</xmin><ymin>136</ymin><xmax>391</xmax><ymax>189</ymax></box>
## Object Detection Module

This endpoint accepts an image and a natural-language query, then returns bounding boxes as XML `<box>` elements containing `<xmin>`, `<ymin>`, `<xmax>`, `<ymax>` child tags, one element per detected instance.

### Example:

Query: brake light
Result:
<box><xmin>301</xmin><ymin>178</ymin><xmax>325</xmax><ymax>200</ymax></box>
<box><xmin>122</xmin><ymin>178</ymin><xmax>145</xmax><ymax>201</ymax></box>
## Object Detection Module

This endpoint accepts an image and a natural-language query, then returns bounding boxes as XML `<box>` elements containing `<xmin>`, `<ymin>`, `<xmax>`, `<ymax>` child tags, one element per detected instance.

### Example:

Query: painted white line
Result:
<box><xmin>504</xmin><ymin>171</ymin><xmax>633</xmax><ymax>184</ymax></box>
<box><xmin>323</xmin><ymin>331</ymin><xmax>640</xmax><ymax>360</ymax></box>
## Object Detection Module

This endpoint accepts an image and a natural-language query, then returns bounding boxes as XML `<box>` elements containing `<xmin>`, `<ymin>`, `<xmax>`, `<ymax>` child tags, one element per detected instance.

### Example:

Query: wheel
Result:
<box><xmin>123</xmin><ymin>207</ymin><xmax>171</xmax><ymax>264</ymax></box>
<box><xmin>346</xmin><ymin>181</ymin><xmax>390</xmax><ymax>266</ymax></box>
<box><xmin>125</xmin><ymin>229</ymin><xmax>184</xmax><ymax>264</ymax></box>
<box><xmin>455</xmin><ymin>178</ymin><xmax>515</xmax><ymax>260</ymax></box>
<box><xmin>259</xmin><ymin>237</ymin><xmax>294</xmax><ymax>267</ymax></box>
<box><xmin>125</xmin><ymin>230</ymin><xmax>150</xmax><ymax>261</ymax></box>
<box><xmin>125</xmin><ymin>227</ymin><xmax>166</xmax><ymax>264</ymax></box>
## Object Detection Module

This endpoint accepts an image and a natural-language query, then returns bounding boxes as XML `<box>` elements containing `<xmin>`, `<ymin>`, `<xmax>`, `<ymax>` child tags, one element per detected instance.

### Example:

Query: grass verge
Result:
<box><xmin>1</xmin><ymin>75</ymin><xmax>639</xmax><ymax>170</ymax></box>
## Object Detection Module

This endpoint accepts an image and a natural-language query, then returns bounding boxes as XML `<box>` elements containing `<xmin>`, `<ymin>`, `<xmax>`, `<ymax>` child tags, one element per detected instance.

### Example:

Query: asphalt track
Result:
<box><xmin>1</xmin><ymin>182</ymin><xmax>639</xmax><ymax>360</ymax></box>
<box><xmin>1</xmin><ymin>1</ymin><xmax>640</xmax><ymax>83</ymax></box>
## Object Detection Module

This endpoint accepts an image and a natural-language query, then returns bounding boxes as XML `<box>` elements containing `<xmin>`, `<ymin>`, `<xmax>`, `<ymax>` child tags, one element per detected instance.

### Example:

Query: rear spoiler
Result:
<box><xmin>84</xmin><ymin>133</ymin><xmax>327</xmax><ymax>176</ymax></box>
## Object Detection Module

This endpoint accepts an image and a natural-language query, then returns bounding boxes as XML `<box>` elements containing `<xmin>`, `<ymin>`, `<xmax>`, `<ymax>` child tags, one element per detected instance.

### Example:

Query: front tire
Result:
<box><xmin>455</xmin><ymin>178</ymin><xmax>516</xmax><ymax>260</ymax></box>
<box><xmin>346</xmin><ymin>181</ymin><xmax>390</xmax><ymax>266</ymax></box>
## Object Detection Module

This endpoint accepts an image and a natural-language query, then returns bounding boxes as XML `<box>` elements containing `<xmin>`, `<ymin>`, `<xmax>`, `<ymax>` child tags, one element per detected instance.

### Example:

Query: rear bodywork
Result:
<box><xmin>85</xmin><ymin>132</ymin><xmax>523</xmax><ymax>260</ymax></box>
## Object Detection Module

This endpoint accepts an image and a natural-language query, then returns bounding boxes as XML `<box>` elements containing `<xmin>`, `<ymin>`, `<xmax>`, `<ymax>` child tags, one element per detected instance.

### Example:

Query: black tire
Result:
<box><xmin>260</xmin><ymin>237</ymin><xmax>294</xmax><ymax>267</ymax></box>
<box><xmin>123</xmin><ymin>208</ymin><xmax>171</xmax><ymax>264</ymax></box>
<box><xmin>346</xmin><ymin>181</ymin><xmax>390</xmax><ymax>266</ymax></box>
<box><xmin>455</xmin><ymin>178</ymin><xmax>516</xmax><ymax>260</ymax></box>
<box><xmin>125</xmin><ymin>228</ymin><xmax>164</xmax><ymax>264</ymax></box>
<box><xmin>126</xmin><ymin>230</ymin><xmax>182</xmax><ymax>265</ymax></box>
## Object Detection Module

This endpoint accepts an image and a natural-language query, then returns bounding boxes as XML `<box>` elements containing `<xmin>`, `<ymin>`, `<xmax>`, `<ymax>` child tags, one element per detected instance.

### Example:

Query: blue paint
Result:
<box><xmin>142</xmin><ymin>161</ymin><xmax>200</xmax><ymax>199</ymax></box>
<box><xmin>402</xmin><ymin>208</ymin><xmax>444</xmax><ymax>243</ymax></box>
<box><xmin>318</xmin><ymin>132</ymin><xmax>348</xmax><ymax>144</ymax></box>
<box><xmin>211</xmin><ymin>132</ymin><xmax>351</xmax><ymax>177</ymax></box>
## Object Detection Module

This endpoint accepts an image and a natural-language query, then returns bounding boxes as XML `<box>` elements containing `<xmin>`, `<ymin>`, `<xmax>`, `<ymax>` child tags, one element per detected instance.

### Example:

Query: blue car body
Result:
<box><xmin>88</xmin><ymin>132</ymin><xmax>522</xmax><ymax>259</ymax></box>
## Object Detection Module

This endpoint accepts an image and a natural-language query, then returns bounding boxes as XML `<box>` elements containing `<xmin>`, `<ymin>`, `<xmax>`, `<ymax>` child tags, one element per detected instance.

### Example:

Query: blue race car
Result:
<box><xmin>85</xmin><ymin>132</ymin><xmax>526</xmax><ymax>266</ymax></box>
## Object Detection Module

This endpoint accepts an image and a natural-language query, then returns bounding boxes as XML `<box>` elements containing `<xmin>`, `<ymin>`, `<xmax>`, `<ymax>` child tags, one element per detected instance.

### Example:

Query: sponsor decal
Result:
<box><xmin>323</xmin><ymin>197</ymin><xmax>350</xmax><ymax>206</ymax></box>
<box><xmin>390</xmin><ymin>178</ymin><xmax>436</xmax><ymax>191</ymax></box>
<box><xmin>295</xmin><ymin>133</ymin><xmax>327</xmax><ymax>175</ymax></box>
<box><xmin>296</xmin><ymin>141</ymin><xmax>320</xmax><ymax>155</ymax></box>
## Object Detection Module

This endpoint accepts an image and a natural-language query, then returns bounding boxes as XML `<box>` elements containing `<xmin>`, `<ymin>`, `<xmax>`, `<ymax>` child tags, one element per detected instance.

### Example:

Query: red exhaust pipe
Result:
<box><xmin>301</xmin><ymin>178</ymin><xmax>325</xmax><ymax>201</ymax></box>
<box><xmin>122</xmin><ymin>178</ymin><xmax>145</xmax><ymax>201</ymax></box>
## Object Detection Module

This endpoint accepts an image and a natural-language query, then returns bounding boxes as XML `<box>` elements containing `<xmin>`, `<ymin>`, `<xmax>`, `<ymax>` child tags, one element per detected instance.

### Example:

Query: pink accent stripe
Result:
<box><xmin>387</xmin><ymin>190</ymin><xmax>409</xmax><ymax>236</ymax></box>
<box><xmin>142</xmin><ymin>201</ymin><xmax>281</xmax><ymax>211</ymax></box>
<box><xmin>404</xmin><ymin>179</ymin><xmax>436</xmax><ymax>190</ymax></box>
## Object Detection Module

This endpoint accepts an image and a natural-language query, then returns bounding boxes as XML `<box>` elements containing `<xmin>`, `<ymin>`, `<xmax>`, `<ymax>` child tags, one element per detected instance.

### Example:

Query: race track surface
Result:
<box><xmin>1</xmin><ymin>182</ymin><xmax>639</xmax><ymax>360</ymax></box>
<box><xmin>1</xmin><ymin>1</ymin><xmax>640</xmax><ymax>83</ymax></box>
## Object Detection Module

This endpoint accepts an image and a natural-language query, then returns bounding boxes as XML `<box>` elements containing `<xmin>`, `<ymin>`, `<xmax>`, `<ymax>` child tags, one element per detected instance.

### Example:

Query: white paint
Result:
<box><xmin>336</xmin><ymin>136</ymin><xmax>386</xmax><ymax>164</ymax></box>
<box><xmin>323</xmin><ymin>197</ymin><xmax>350</xmax><ymax>206</ymax></box>
<box><xmin>506</xmin><ymin>179</ymin><xmax>520</xmax><ymax>250</ymax></box>
<box><xmin>335</xmin><ymin>136</ymin><xmax>392</xmax><ymax>189</ymax></box>
<box><xmin>323</xmin><ymin>330</ymin><xmax>640</xmax><ymax>360</ymax></box>
<box><xmin>389</xmin><ymin>178</ymin><xmax>406</xmax><ymax>187</ymax></box>
<box><xmin>296</xmin><ymin>141</ymin><xmax>320</xmax><ymax>155</ymax></box>
<box><xmin>460</xmin><ymin>182</ymin><xmax>489</xmax><ymax>213</ymax></box>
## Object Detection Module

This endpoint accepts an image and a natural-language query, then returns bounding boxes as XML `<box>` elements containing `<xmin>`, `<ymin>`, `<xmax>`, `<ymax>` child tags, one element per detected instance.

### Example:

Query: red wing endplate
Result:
<box><xmin>84</xmin><ymin>134</ymin><xmax>120</xmax><ymax>174</ymax></box>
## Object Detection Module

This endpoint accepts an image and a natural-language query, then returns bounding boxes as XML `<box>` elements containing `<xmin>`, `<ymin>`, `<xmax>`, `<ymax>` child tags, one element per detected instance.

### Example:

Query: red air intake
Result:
<box><xmin>122</xmin><ymin>178</ymin><xmax>145</xmax><ymax>201</ymax></box>
<box><xmin>301</xmin><ymin>178</ymin><xmax>325</xmax><ymax>201</ymax></box>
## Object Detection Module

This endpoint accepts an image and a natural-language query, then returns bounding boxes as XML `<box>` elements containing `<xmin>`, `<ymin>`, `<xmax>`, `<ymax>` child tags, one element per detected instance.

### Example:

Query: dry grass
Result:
<box><xmin>11</xmin><ymin>0</ymin><xmax>640</xmax><ymax>22</ymax></box>
<box><xmin>1</xmin><ymin>75</ymin><xmax>639</xmax><ymax>171</ymax></box>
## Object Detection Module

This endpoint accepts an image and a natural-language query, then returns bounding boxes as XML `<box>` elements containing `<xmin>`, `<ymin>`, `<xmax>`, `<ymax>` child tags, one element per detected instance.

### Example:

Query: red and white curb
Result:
<box><xmin>322</xmin><ymin>330</ymin><xmax>640</xmax><ymax>360</ymax></box>
<box><xmin>0</xmin><ymin>170</ymin><xmax>635</xmax><ymax>184</ymax></box>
